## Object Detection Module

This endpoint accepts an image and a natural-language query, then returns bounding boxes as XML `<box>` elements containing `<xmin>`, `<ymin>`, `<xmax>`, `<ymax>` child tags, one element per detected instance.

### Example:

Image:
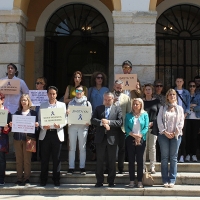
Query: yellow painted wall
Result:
<box><xmin>25</xmin><ymin>41</ymin><xmax>35</xmax><ymax>89</ymax></box>
<box><xmin>13</xmin><ymin>0</ymin><xmax>30</xmax><ymax>15</ymax></box>
<box><xmin>149</xmin><ymin>0</ymin><xmax>157</xmax><ymax>11</ymax></box>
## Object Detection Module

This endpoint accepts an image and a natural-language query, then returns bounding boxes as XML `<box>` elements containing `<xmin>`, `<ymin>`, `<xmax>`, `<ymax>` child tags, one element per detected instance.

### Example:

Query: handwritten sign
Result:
<box><xmin>29</xmin><ymin>90</ymin><xmax>48</xmax><ymax>106</ymax></box>
<box><xmin>68</xmin><ymin>106</ymin><xmax>91</xmax><ymax>125</ymax></box>
<box><xmin>0</xmin><ymin>79</ymin><xmax>20</xmax><ymax>94</ymax></box>
<box><xmin>115</xmin><ymin>74</ymin><xmax>137</xmax><ymax>90</ymax></box>
<box><xmin>12</xmin><ymin>115</ymin><xmax>36</xmax><ymax>133</ymax></box>
<box><xmin>0</xmin><ymin>110</ymin><xmax>8</xmax><ymax>126</ymax></box>
<box><xmin>40</xmin><ymin>108</ymin><xmax>66</xmax><ymax>126</ymax></box>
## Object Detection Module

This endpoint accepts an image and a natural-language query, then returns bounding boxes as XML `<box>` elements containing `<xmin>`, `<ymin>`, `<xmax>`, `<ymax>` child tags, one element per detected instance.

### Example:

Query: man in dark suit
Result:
<box><xmin>91</xmin><ymin>91</ymin><xmax>123</xmax><ymax>187</ymax></box>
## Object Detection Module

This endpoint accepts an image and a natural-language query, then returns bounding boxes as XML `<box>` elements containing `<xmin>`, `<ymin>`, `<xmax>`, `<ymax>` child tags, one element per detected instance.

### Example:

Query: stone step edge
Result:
<box><xmin>5</xmin><ymin>171</ymin><xmax>200</xmax><ymax>177</ymax></box>
<box><xmin>0</xmin><ymin>184</ymin><xmax>200</xmax><ymax>196</ymax></box>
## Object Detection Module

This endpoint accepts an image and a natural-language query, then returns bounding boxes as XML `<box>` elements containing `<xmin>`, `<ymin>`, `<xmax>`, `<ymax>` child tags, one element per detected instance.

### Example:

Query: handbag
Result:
<box><xmin>26</xmin><ymin>137</ymin><xmax>36</xmax><ymax>153</ymax></box>
<box><xmin>142</xmin><ymin>167</ymin><xmax>154</xmax><ymax>186</ymax></box>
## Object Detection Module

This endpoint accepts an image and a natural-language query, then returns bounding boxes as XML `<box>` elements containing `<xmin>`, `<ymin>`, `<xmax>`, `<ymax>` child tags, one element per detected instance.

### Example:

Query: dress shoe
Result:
<box><xmin>118</xmin><ymin>170</ymin><xmax>124</xmax><ymax>174</ymax></box>
<box><xmin>108</xmin><ymin>183</ymin><xmax>115</xmax><ymax>187</ymax></box>
<box><xmin>104</xmin><ymin>169</ymin><xmax>109</xmax><ymax>174</ymax></box>
<box><xmin>54</xmin><ymin>180</ymin><xmax>60</xmax><ymax>186</ymax></box>
<box><xmin>40</xmin><ymin>181</ymin><xmax>46</xmax><ymax>186</ymax></box>
<box><xmin>95</xmin><ymin>183</ymin><xmax>103</xmax><ymax>187</ymax></box>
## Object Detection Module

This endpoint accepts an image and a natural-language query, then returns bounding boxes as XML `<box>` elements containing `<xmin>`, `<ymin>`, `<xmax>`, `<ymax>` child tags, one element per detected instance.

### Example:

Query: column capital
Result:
<box><xmin>0</xmin><ymin>9</ymin><xmax>28</xmax><ymax>27</ymax></box>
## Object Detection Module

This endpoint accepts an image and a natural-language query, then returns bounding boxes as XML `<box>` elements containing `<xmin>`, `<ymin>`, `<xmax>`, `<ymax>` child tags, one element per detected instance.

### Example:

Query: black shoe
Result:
<box><xmin>104</xmin><ymin>169</ymin><xmax>109</xmax><ymax>174</ymax></box>
<box><xmin>0</xmin><ymin>181</ymin><xmax>5</xmax><ymax>186</ymax></box>
<box><xmin>108</xmin><ymin>183</ymin><xmax>115</xmax><ymax>187</ymax></box>
<box><xmin>80</xmin><ymin>168</ymin><xmax>86</xmax><ymax>175</ymax></box>
<box><xmin>118</xmin><ymin>170</ymin><xmax>124</xmax><ymax>174</ymax></box>
<box><xmin>40</xmin><ymin>181</ymin><xmax>46</xmax><ymax>186</ymax></box>
<box><xmin>95</xmin><ymin>183</ymin><xmax>103</xmax><ymax>187</ymax></box>
<box><xmin>54</xmin><ymin>180</ymin><xmax>60</xmax><ymax>186</ymax></box>
<box><xmin>24</xmin><ymin>179</ymin><xmax>30</xmax><ymax>186</ymax></box>
<box><xmin>67</xmin><ymin>169</ymin><xmax>74</xmax><ymax>175</ymax></box>
<box><xmin>15</xmin><ymin>181</ymin><xmax>23</xmax><ymax>186</ymax></box>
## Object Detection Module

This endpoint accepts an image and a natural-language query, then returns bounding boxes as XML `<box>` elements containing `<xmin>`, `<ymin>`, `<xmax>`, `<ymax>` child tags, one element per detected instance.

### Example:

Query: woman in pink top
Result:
<box><xmin>157</xmin><ymin>89</ymin><xmax>184</xmax><ymax>188</ymax></box>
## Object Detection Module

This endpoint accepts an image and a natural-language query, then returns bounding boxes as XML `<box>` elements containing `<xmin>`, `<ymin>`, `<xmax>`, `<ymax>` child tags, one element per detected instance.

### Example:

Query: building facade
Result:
<box><xmin>0</xmin><ymin>0</ymin><xmax>200</xmax><ymax>95</ymax></box>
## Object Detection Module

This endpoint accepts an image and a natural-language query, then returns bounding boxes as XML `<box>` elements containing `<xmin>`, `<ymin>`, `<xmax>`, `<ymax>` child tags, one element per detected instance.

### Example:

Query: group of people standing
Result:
<box><xmin>0</xmin><ymin>61</ymin><xmax>199</xmax><ymax>189</ymax></box>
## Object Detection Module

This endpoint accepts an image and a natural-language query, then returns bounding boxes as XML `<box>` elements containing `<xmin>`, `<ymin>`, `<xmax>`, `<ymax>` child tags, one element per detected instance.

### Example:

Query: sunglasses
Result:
<box><xmin>75</xmin><ymin>89</ymin><xmax>83</xmax><ymax>93</ymax></box>
<box><xmin>156</xmin><ymin>85</ymin><xmax>163</xmax><ymax>87</ymax></box>
<box><xmin>96</xmin><ymin>76</ymin><xmax>103</xmax><ymax>79</ymax></box>
<box><xmin>36</xmin><ymin>82</ymin><xmax>43</xmax><ymax>85</ymax></box>
<box><xmin>189</xmin><ymin>85</ymin><xmax>196</xmax><ymax>88</ymax></box>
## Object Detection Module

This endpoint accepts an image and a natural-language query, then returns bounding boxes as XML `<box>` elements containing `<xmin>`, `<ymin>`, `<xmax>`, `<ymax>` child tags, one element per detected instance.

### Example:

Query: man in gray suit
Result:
<box><xmin>91</xmin><ymin>92</ymin><xmax>123</xmax><ymax>187</ymax></box>
<box><xmin>39</xmin><ymin>86</ymin><xmax>67</xmax><ymax>186</ymax></box>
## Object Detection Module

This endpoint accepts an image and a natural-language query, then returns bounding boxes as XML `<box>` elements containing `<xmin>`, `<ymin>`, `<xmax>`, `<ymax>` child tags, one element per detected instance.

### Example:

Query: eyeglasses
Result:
<box><xmin>36</xmin><ymin>82</ymin><xmax>43</xmax><ymax>85</ymax></box>
<box><xmin>21</xmin><ymin>99</ymin><xmax>28</xmax><ymax>102</ymax></box>
<box><xmin>96</xmin><ymin>76</ymin><xmax>103</xmax><ymax>79</ymax></box>
<box><xmin>156</xmin><ymin>85</ymin><xmax>163</xmax><ymax>87</ymax></box>
<box><xmin>75</xmin><ymin>89</ymin><xmax>83</xmax><ymax>93</ymax></box>
<box><xmin>189</xmin><ymin>85</ymin><xmax>196</xmax><ymax>88</ymax></box>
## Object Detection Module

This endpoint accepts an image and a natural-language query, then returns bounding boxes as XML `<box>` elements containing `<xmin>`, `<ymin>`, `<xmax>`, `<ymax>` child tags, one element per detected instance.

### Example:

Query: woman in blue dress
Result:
<box><xmin>88</xmin><ymin>72</ymin><xmax>109</xmax><ymax>111</ymax></box>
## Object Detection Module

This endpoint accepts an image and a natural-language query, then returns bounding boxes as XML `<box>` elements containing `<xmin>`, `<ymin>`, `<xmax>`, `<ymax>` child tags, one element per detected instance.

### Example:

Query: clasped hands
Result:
<box><xmin>163</xmin><ymin>130</ymin><xmax>178</xmax><ymax>139</ymax></box>
<box><xmin>101</xmin><ymin>118</ymin><xmax>110</xmax><ymax>131</ymax></box>
<box><xmin>129</xmin><ymin>132</ymin><xmax>142</xmax><ymax>145</ymax></box>
<box><xmin>44</xmin><ymin>123</ymin><xmax>60</xmax><ymax>130</ymax></box>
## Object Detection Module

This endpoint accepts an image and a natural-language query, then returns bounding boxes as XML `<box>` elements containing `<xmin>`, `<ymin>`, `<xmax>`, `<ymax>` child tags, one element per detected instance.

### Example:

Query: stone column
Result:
<box><xmin>0</xmin><ymin>10</ymin><xmax>28</xmax><ymax>79</ymax></box>
<box><xmin>0</xmin><ymin>10</ymin><xmax>28</xmax><ymax>155</ymax></box>
<box><xmin>113</xmin><ymin>11</ymin><xmax>157</xmax><ymax>85</ymax></box>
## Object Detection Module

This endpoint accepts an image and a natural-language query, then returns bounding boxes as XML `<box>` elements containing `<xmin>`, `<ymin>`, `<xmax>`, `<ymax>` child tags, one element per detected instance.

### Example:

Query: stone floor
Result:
<box><xmin>0</xmin><ymin>195</ymin><xmax>199</xmax><ymax>200</ymax></box>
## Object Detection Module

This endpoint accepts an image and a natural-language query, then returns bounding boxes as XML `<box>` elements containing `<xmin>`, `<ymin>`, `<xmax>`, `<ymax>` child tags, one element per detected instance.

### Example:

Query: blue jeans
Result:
<box><xmin>158</xmin><ymin>134</ymin><xmax>181</xmax><ymax>184</ymax></box>
<box><xmin>0</xmin><ymin>151</ymin><xmax>6</xmax><ymax>182</ymax></box>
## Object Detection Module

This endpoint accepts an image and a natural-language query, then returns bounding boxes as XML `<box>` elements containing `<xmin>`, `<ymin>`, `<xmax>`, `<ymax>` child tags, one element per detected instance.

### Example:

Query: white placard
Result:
<box><xmin>29</xmin><ymin>90</ymin><xmax>48</xmax><ymax>106</ymax></box>
<box><xmin>68</xmin><ymin>106</ymin><xmax>91</xmax><ymax>125</ymax></box>
<box><xmin>0</xmin><ymin>110</ymin><xmax>8</xmax><ymax>126</ymax></box>
<box><xmin>12</xmin><ymin>115</ymin><xmax>36</xmax><ymax>134</ymax></box>
<box><xmin>40</xmin><ymin>108</ymin><xmax>66</xmax><ymax>126</ymax></box>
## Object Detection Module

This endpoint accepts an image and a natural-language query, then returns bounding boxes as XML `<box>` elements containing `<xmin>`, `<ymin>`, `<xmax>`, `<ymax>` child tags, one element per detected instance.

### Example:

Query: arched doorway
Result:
<box><xmin>156</xmin><ymin>4</ymin><xmax>200</xmax><ymax>91</ymax></box>
<box><xmin>44</xmin><ymin>3</ymin><xmax>109</xmax><ymax>97</ymax></box>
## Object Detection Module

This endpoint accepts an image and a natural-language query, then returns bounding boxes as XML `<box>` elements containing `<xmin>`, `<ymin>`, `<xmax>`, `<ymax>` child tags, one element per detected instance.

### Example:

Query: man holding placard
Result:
<box><xmin>0</xmin><ymin>63</ymin><xmax>29</xmax><ymax>114</ymax></box>
<box><xmin>91</xmin><ymin>91</ymin><xmax>123</xmax><ymax>187</ymax></box>
<box><xmin>0</xmin><ymin>63</ymin><xmax>29</xmax><ymax>154</ymax></box>
<box><xmin>39</xmin><ymin>86</ymin><xmax>67</xmax><ymax>187</ymax></box>
<box><xmin>121</xmin><ymin>60</ymin><xmax>133</xmax><ymax>97</ymax></box>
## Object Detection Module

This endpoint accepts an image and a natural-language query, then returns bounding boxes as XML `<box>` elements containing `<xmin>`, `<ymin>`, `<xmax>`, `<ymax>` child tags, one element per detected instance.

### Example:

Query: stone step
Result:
<box><xmin>4</xmin><ymin>171</ymin><xmax>200</xmax><ymax>185</ymax></box>
<box><xmin>0</xmin><ymin>184</ymin><xmax>200</xmax><ymax>196</ymax></box>
<box><xmin>6</xmin><ymin>161</ymin><xmax>200</xmax><ymax>172</ymax></box>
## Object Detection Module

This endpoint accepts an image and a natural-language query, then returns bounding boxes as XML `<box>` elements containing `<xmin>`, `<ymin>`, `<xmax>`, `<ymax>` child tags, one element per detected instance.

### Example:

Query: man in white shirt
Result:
<box><xmin>1</xmin><ymin>63</ymin><xmax>29</xmax><ymax>153</ymax></box>
<box><xmin>39</xmin><ymin>86</ymin><xmax>67</xmax><ymax>187</ymax></box>
<box><xmin>1</xmin><ymin>63</ymin><xmax>29</xmax><ymax>114</ymax></box>
<box><xmin>122</xmin><ymin>60</ymin><xmax>133</xmax><ymax>97</ymax></box>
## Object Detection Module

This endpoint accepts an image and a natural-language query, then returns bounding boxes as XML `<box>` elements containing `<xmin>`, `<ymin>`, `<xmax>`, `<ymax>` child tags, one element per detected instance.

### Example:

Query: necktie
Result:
<box><xmin>105</xmin><ymin>107</ymin><xmax>109</xmax><ymax>119</ymax></box>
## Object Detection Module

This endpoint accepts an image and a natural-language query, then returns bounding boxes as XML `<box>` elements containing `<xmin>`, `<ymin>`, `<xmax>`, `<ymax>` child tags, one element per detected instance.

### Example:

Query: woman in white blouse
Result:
<box><xmin>157</xmin><ymin>89</ymin><xmax>184</xmax><ymax>188</ymax></box>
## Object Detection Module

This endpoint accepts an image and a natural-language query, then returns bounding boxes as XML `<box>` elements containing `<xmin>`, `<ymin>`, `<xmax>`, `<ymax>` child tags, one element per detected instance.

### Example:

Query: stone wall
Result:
<box><xmin>113</xmin><ymin>11</ymin><xmax>157</xmax><ymax>85</ymax></box>
<box><xmin>0</xmin><ymin>10</ymin><xmax>27</xmax><ymax>79</ymax></box>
